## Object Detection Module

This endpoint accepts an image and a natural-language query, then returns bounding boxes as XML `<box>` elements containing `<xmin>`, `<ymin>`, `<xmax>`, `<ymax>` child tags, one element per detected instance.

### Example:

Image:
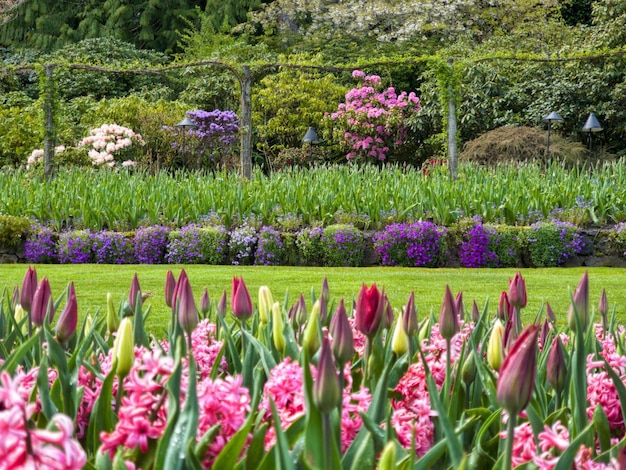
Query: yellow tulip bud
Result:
<box><xmin>14</xmin><ymin>304</ymin><xmax>28</xmax><ymax>334</ymax></box>
<box><xmin>113</xmin><ymin>317</ymin><xmax>134</xmax><ymax>378</ymax></box>
<box><xmin>377</xmin><ymin>442</ymin><xmax>397</xmax><ymax>470</ymax></box>
<box><xmin>107</xmin><ymin>292</ymin><xmax>119</xmax><ymax>334</ymax></box>
<box><xmin>391</xmin><ymin>320</ymin><xmax>409</xmax><ymax>356</ymax></box>
<box><xmin>272</xmin><ymin>302</ymin><xmax>285</xmax><ymax>354</ymax></box>
<box><xmin>488</xmin><ymin>319</ymin><xmax>505</xmax><ymax>371</ymax></box>
<box><xmin>303</xmin><ymin>300</ymin><xmax>321</xmax><ymax>358</ymax></box>
<box><xmin>258</xmin><ymin>286</ymin><xmax>273</xmax><ymax>325</ymax></box>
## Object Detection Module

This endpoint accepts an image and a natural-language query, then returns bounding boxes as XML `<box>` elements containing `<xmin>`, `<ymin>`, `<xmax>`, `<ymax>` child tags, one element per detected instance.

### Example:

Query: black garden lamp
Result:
<box><xmin>582</xmin><ymin>113</ymin><xmax>603</xmax><ymax>156</ymax></box>
<box><xmin>542</xmin><ymin>111</ymin><xmax>564</xmax><ymax>160</ymax></box>
<box><xmin>302</xmin><ymin>126</ymin><xmax>320</xmax><ymax>159</ymax></box>
<box><xmin>175</xmin><ymin>116</ymin><xmax>198</xmax><ymax>167</ymax></box>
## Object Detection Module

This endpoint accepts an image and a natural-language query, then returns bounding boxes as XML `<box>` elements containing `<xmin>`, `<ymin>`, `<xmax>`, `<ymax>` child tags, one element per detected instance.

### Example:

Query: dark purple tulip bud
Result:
<box><xmin>567</xmin><ymin>271</ymin><xmax>589</xmax><ymax>333</ymax></box>
<box><xmin>497</xmin><ymin>324</ymin><xmax>539</xmax><ymax>416</ymax></box>
<box><xmin>471</xmin><ymin>300</ymin><xmax>480</xmax><ymax>323</ymax></box>
<box><xmin>455</xmin><ymin>291</ymin><xmax>464</xmax><ymax>322</ymax></box>
<box><xmin>546</xmin><ymin>302</ymin><xmax>556</xmax><ymax>323</ymax></box>
<box><xmin>20</xmin><ymin>266</ymin><xmax>37</xmax><ymax>313</ymax></box>
<box><xmin>217</xmin><ymin>290</ymin><xmax>227</xmax><ymax>317</ymax></box>
<box><xmin>402</xmin><ymin>291</ymin><xmax>418</xmax><ymax>336</ymax></box>
<box><xmin>498</xmin><ymin>291</ymin><xmax>511</xmax><ymax>321</ymax></box>
<box><xmin>439</xmin><ymin>285</ymin><xmax>459</xmax><ymax>341</ymax></box>
<box><xmin>31</xmin><ymin>277</ymin><xmax>53</xmax><ymax>327</ymax></box>
<box><xmin>129</xmin><ymin>273</ymin><xmax>141</xmax><ymax>308</ymax></box>
<box><xmin>382</xmin><ymin>292</ymin><xmax>394</xmax><ymax>331</ymax></box>
<box><xmin>508</xmin><ymin>272</ymin><xmax>527</xmax><ymax>309</ymax></box>
<box><xmin>165</xmin><ymin>270</ymin><xmax>176</xmax><ymax>308</ymax></box>
<box><xmin>598</xmin><ymin>288</ymin><xmax>608</xmax><ymax>319</ymax></box>
<box><xmin>231</xmin><ymin>276</ymin><xmax>253</xmax><ymax>321</ymax></box>
<box><xmin>56</xmin><ymin>282</ymin><xmax>78</xmax><ymax>344</ymax></box>
<box><xmin>11</xmin><ymin>286</ymin><xmax>19</xmax><ymax>310</ymax></box>
<box><xmin>539</xmin><ymin>318</ymin><xmax>550</xmax><ymax>350</ymax></box>
<box><xmin>177</xmin><ymin>272</ymin><xmax>198</xmax><ymax>334</ymax></box>
<box><xmin>329</xmin><ymin>299</ymin><xmax>354</xmax><ymax>365</ymax></box>
<box><xmin>200</xmin><ymin>288</ymin><xmax>210</xmax><ymax>318</ymax></box>
<box><xmin>313</xmin><ymin>337</ymin><xmax>341</xmax><ymax>414</ymax></box>
<box><xmin>355</xmin><ymin>284</ymin><xmax>383</xmax><ymax>337</ymax></box>
<box><xmin>546</xmin><ymin>336</ymin><xmax>567</xmax><ymax>393</ymax></box>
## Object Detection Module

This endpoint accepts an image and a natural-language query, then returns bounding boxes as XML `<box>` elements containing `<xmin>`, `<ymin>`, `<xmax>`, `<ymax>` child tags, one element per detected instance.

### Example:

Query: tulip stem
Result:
<box><xmin>504</xmin><ymin>412</ymin><xmax>517</xmax><ymax>470</ymax></box>
<box><xmin>322</xmin><ymin>412</ymin><xmax>333</xmax><ymax>470</ymax></box>
<box><xmin>444</xmin><ymin>338</ymin><xmax>452</xmax><ymax>407</ymax></box>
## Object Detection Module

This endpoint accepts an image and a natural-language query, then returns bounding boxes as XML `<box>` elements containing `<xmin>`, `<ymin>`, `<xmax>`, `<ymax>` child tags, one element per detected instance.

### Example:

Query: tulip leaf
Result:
<box><xmin>601</xmin><ymin>356</ymin><xmax>626</xmax><ymax>436</ymax></box>
<box><xmin>413</xmin><ymin>437</ymin><xmax>450</xmax><ymax>470</ymax></box>
<box><xmin>194</xmin><ymin>424</ymin><xmax>221</xmax><ymax>462</ymax></box>
<box><xmin>86</xmin><ymin>360</ymin><xmax>117</xmax><ymax>455</ymax></box>
<box><xmin>242</xmin><ymin>328</ymin><xmax>277</xmax><ymax>376</ymax></box>
<box><xmin>154</xmin><ymin>352</ymin><xmax>183</xmax><ymax>467</ymax></box>
<box><xmin>0</xmin><ymin>333</ymin><xmax>38</xmax><ymax>374</ymax></box>
<box><xmin>268</xmin><ymin>398</ymin><xmax>296</xmax><ymax>470</ymax></box>
<box><xmin>554</xmin><ymin>422</ymin><xmax>594</xmax><ymax>470</ymax></box>
<box><xmin>133</xmin><ymin>294</ymin><xmax>149</xmax><ymax>347</ymax></box>
<box><xmin>244</xmin><ymin>423</ymin><xmax>269</xmax><ymax>470</ymax></box>
<box><xmin>426</xmin><ymin>374</ymin><xmax>464</xmax><ymax>467</ymax></box>
<box><xmin>44</xmin><ymin>324</ymin><xmax>74</xmax><ymax>416</ymax></box>
<box><xmin>217</xmin><ymin>314</ymin><xmax>242</xmax><ymax>374</ymax></box>
<box><xmin>211</xmin><ymin>412</ymin><xmax>254</xmax><ymax>470</ymax></box>
<box><xmin>302</xmin><ymin>348</ymin><xmax>325</xmax><ymax>469</ymax></box>
<box><xmin>36</xmin><ymin>354</ymin><xmax>56</xmax><ymax>423</ymax></box>
<box><xmin>592</xmin><ymin>404</ymin><xmax>611</xmax><ymax>460</ymax></box>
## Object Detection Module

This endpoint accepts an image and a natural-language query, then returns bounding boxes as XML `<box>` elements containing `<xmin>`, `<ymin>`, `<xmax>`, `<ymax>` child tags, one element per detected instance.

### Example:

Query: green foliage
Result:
<box><xmin>0</xmin><ymin>99</ymin><xmax>43</xmax><ymax>167</ymax></box>
<box><xmin>524</xmin><ymin>221</ymin><xmax>584</xmax><ymax>267</ymax></box>
<box><xmin>167</xmin><ymin>225</ymin><xmax>229</xmax><ymax>264</ymax></box>
<box><xmin>320</xmin><ymin>224</ymin><xmax>364</xmax><ymax>267</ymax></box>
<box><xmin>0</xmin><ymin>215</ymin><xmax>30</xmax><ymax>247</ymax></box>
<box><xmin>295</xmin><ymin>226</ymin><xmax>324</xmax><ymax>266</ymax></box>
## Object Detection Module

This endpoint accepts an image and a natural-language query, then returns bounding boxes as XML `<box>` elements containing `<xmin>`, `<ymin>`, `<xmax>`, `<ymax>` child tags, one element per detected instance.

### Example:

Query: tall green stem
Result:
<box><xmin>322</xmin><ymin>412</ymin><xmax>333</xmax><ymax>470</ymax></box>
<box><xmin>444</xmin><ymin>338</ymin><xmax>452</xmax><ymax>407</ymax></box>
<box><xmin>504</xmin><ymin>413</ymin><xmax>517</xmax><ymax>470</ymax></box>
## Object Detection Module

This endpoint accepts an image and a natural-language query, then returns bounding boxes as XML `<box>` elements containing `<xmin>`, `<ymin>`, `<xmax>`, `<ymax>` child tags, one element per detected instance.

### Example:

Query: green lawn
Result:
<box><xmin>1</xmin><ymin>265</ymin><xmax>624</xmax><ymax>334</ymax></box>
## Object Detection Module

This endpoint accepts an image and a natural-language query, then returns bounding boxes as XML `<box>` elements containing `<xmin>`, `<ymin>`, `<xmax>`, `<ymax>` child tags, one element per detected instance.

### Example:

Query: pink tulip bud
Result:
<box><xmin>200</xmin><ymin>288</ymin><xmax>210</xmax><ymax>318</ymax></box>
<box><xmin>546</xmin><ymin>336</ymin><xmax>567</xmax><ymax>393</ymax></box>
<box><xmin>56</xmin><ymin>282</ymin><xmax>78</xmax><ymax>343</ymax></box>
<box><xmin>455</xmin><ymin>291</ymin><xmax>464</xmax><ymax>322</ymax></box>
<box><xmin>355</xmin><ymin>284</ymin><xmax>384</xmax><ymax>337</ymax></box>
<box><xmin>288</xmin><ymin>293</ymin><xmax>307</xmax><ymax>331</ymax></box>
<box><xmin>471</xmin><ymin>300</ymin><xmax>480</xmax><ymax>323</ymax></box>
<box><xmin>539</xmin><ymin>318</ymin><xmax>550</xmax><ymax>350</ymax></box>
<box><xmin>546</xmin><ymin>302</ymin><xmax>556</xmax><ymax>323</ymax></box>
<box><xmin>31</xmin><ymin>277</ymin><xmax>54</xmax><ymax>327</ymax></box>
<box><xmin>11</xmin><ymin>286</ymin><xmax>19</xmax><ymax>310</ymax></box>
<box><xmin>329</xmin><ymin>299</ymin><xmax>354</xmax><ymax>365</ymax></box>
<box><xmin>129</xmin><ymin>273</ymin><xmax>141</xmax><ymax>309</ymax></box>
<box><xmin>567</xmin><ymin>271</ymin><xmax>589</xmax><ymax>333</ymax></box>
<box><xmin>439</xmin><ymin>285</ymin><xmax>459</xmax><ymax>341</ymax></box>
<box><xmin>177</xmin><ymin>271</ymin><xmax>198</xmax><ymax>334</ymax></box>
<box><xmin>164</xmin><ymin>270</ymin><xmax>176</xmax><ymax>308</ymax></box>
<box><xmin>217</xmin><ymin>290</ymin><xmax>227</xmax><ymax>317</ymax></box>
<box><xmin>498</xmin><ymin>291</ymin><xmax>511</xmax><ymax>321</ymax></box>
<box><xmin>508</xmin><ymin>272</ymin><xmax>527</xmax><ymax>309</ymax></box>
<box><xmin>20</xmin><ymin>266</ymin><xmax>37</xmax><ymax>313</ymax></box>
<box><xmin>313</xmin><ymin>337</ymin><xmax>341</xmax><ymax>414</ymax></box>
<box><xmin>320</xmin><ymin>276</ymin><xmax>330</xmax><ymax>303</ymax></box>
<box><xmin>402</xmin><ymin>291</ymin><xmax>418</xmax><ymax>336</ymax></box>
<box><xmin>382</xmin><ymin>292</ymin><xmax>394</xmax><ymax>331</ymax></box>
<box><xmin>598</xmin><ymin>288</ymin><xmax>608</xmax><ymax>318</ymax></box>
<box><xmin>231</xmin><ymin>276</ymin><xmax>253</xmax><ymax>320</ymax></box>
<box><xmin>497</xmin><ymin>324</ymin><xmax>539</xmax><ymax>416</ymax></box>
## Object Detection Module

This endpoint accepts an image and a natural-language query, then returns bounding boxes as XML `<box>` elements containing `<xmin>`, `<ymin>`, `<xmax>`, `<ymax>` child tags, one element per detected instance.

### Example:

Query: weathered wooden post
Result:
<box><xmin>43</xmin><ymin>64</ymin><xmax>56</xmax><ymax>179</ymax></box>
<box><xmin>239</xmin><ymin>65</ymin><xmax>253</xmax><ymax>179</ymax></box>
<box><xmin>447</xmin><ymin>58</ymin><xmax>458</xmax><ymax>181</ymax></box>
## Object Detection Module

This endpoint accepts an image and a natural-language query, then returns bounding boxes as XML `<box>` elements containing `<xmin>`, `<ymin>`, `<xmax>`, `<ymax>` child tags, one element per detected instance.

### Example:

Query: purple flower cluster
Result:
<box><xmin>527</xmin><ymin>220</ymin><xmax>584</xmax><ymax>267</ymax></box>
<box><xmin>255</xmin><ymin>226</ymin><xmax>284</xmax><ymax>266</ymax></box>
<box><xmin>92</xmin><ymin>231</ymin><xmax>135</xmax><ymax>264</ymax></box>
<box><xmin>188</xmin><ymin>109</ymin><xmax>239</xmax><ymax>154</ymax></box>
<box><xmin>24</xmin><ymin>223</ymin><xmax>58</xmax><ymax>263</ymax></box>
<box><xmin>134</xmin><ymin>225</ymin><xmax>171</xmax><ymax>264</ymax></box>
<box><xmin>58</xmin><ymin>230</ymin><xmax>93</xmax><ymax>264</ymax></box>
<box><xmin>320</xmin><ymin>225</ymin><xmax>365</xmax><ymax>267</ymax></box>
<box><xmin>373</xmin><ymin>222</ymin><xmax>446</xmax><ymax>267</ymax></box>
<box><xmin>458</xmin><ymin>221</ymin><xmax>499</xmax><ymax>268</ymax></box>
<box><xmin>228</xmin><ymin>224</ymin><xmax>257</xmax><ymax>265</ymax></box>
<box><xmin>166</xmin><ymin>225</ymin><xmax>228</xmax><ymax>264</ymax></box>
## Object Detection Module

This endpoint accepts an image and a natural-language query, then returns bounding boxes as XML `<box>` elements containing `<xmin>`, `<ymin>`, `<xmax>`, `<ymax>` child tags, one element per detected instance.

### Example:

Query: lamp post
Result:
<box><xmin>582</xmin><ymin>112</ymin><xmax>603</xmax><ymax>156</ymax></box>
<box><xmin>302</xmin><ymin>126</ymin><xmax>319</xmax><ymax>160</ymax></box>
<box><xmin>175</xmin><ymin>116</ymin><xmax>198</xmax><ymax>168</ymax></box>
<box><xmin>542</xmin><ymin>111</ymin><xmax>564</xmax><ymax>161</ymax></box>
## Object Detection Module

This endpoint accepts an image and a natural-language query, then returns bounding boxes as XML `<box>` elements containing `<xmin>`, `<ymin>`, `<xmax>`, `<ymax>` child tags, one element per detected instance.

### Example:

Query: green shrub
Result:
<box><xmin>321</xmin><ymin>224</ymin><xmax>365</xmax><ymax>267</ymax></box>
<box><xmin>166</xmin><ymin>225</ymin><xmax>229</xmax><ymax>264</ymax></box>
<box><xmin>524</xmin><ymin>221</ymin><xmax>584</xmax><ymax>267</ymax></box>
<box><xmin>609</xmin><ymin>222</ymin><xmax>626</xmax><ymax>257</ymax></box>
<box><xmin>488</xmin><ymin>225</ymin><xmax>523</xmax><ymax>268</ymax></box>
<box><xmin>0</xmin><ymin>215</ymin><xmax>31</xmax><ymax>247</ymax></box>
<box><xmin>296</xmin><ymin>226</ymin><xmax>325</xmax><ymax>266</ymax></box>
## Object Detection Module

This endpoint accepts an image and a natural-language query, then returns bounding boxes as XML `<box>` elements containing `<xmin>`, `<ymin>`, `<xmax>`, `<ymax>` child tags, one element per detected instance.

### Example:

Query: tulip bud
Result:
<box><xmin>106</xmin><ymin>292</ymin><xmax>120</xmax><ymax>334</ymax></box>
<box><xmin>498</xmin><ymin>291</ymin><xmax>510</xmax><ymax>321</ymax></box>
<box><xmin>231</xmin><ymin>276</ymin><xmax>253</xmax><ymax>321</ymax></box>
<box><xmin>303</xmin><ymin>300</ymin><xmax>321</xmax><ymax>358</ymax></box>
<box><xmin>546</xmin><ymin>336</ymin><xmax>567</xmax><ymax>393</ymax></box>
<box><xmin>56</xmin><ymin>282</ymin><xmax>78</xmax><ymax>344</ymax></box>
<box><xmin>31</xmin><ymin>277</ymin><xmax>53</xmax><ymax>327</ymax></box>
<box><xmin>418</xmin><ymin>317</ymin><xmax>431</xmax><ymax>343</ymax></box>
<box><xmin>129</xmin><ymin>273</ymin><xmax>141</xmax><ymax>309</ymax></box>
<box><xmin>320</xmin><ymin>277</ymin><xmax>330</xmax><ymax>304</ymax></box>
<box><xmin>377</xmin><ymin>442</ymin><xmax>397</xmax><ymax>470</ymax></box>
<box><xmin>382</xmin><ymin>292</ymin><xmax>394</xmax><ymax>331</ymax></box>
<box><xmin>439</xmin><ymin>285</ymin><xmax>459</xmax><ymax>341</ymax></box>
<box><xmin>258</xmin><ymin>286</ymin><xmax>273</xmax><ymax>325</ymax></box>
<box><xmin>546</xmin><ymin>302</ymin><xmax>556</xmax><ymax>323</ymax></box>
<box><xmin>200</xmin><ymin>288</ymin><xmax>210</xmax><ymax>318</ymax></box>
<box><xmin>508</xmin><ymin>272</ymin><xmax>527</xmax><ymax>309</ymax></box>
<box><xmin>329</xmin><ymin>299</ymin><xmax>354</xmax><ymax>365</ymax></box>
<box><xmin>355</xmin><ymin>284</ymin><xmax>383</xmax><ymax>337</ymax></box>
<box><xmin>599</xmin><ymin>289</ymin><xmax>608</xmax><ymax>331</ymax></box>
<box><xmin>14</xmin><ymin>304</ymin><xmax>27</xmax><ymax>334</ymax></box>
<box><xmin>462</xmin><ymin>350</ymin><xmax>477</xmax><ymax>386</ymax></box>
<box><xmin>487</xmin><ymin>319</ymin><xmax>505</xmax><ymax>371</ymax></box>
<box><xmin>471</xmin><ymin>300</ymin><xmax>480</xmax><ymax>323</ymax></box>
<box><xmin>164</xmin><ymin>270</ymin><xmax>176</xmax><ymax>308</ymax></box>
<box><xmin>271</xmin><ymin>302</ymin><xmax>286</xmax><ymax>354</ymax></box>
<box><xmin>402</xmin><ymin>291</ymin><xmax>418</xmax><ymax>336</ymax></box>
<box><xmin>20</xmin><ymin>266</ymin><xmax>37</xmax><ymax>313</ymax></box>
<box><xmin>539</xmin><ymin>318</ymin><xmax>550</xmax><ymax>350</ymax></box>
<box><xmin>113</xmin><ymin>317</ymin><xmax>134</xmax><ymax>378</ymax></box>
<box><xmin>391</xmin><ymin>320</ymin><xmax>409</xmax><ymax>356</ymax></box>
<box><xmin>497</xmin><ymin>324</ymin><xmax>539</xmax><ymax>416</ymax></box>
<box><xmin>177</xmin><ymin>273</ymin><xmax>199</xmax><ymax>334</ymax></box>
<box><xmin>83</xmin><ymin>314</ymin><xmax>93</xmax><ymax>334</ymax></box>
<box><xmin>288</xmin><ymin>293</ymin><xmax>307</xmax><ymax>331</ymax></box>
<box><xmin>11</xmin><ymin>286</ymin><xmax>19</xmax><ymax>310</ymax></box>
<box><xmin>567</xmin><ymin>271</ymin><xmax>589</xmax><ymax>333</ymax></box>
<box><xmin>217</xmin><ymin>290</ymin><xmax>227</xmax><ymax>317</ymax></box>
<box><xmin>455</xmin><ymin>291</ymin><xmax>464</xmax><ymax>322</ymax></box>
<box><xmin>313</xmin><ymin>337</ymin><xmax>341</xmax><ymax>414</ymax></box>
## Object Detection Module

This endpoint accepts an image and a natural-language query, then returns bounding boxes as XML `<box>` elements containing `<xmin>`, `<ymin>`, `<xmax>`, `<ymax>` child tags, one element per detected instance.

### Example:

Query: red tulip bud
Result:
<box><xmin>546</xmin><ymin>302</ymin><xmax>556</xmax><ymax>323</ymax></box>
<box><xmin>497</xmin><ymin>324</ymin><xmax>539</xmax><ymax>416</ymax></box>
<box><xmin>382</xmin><ymin>292</ymin><xmax>394</xmax><ymax>331</ymax></box>
<box><xmin>165</xmin><ymin>270</ymin><xmax>176</xmax><ymax>308</ymax></box>
<box><xmin>355</xmin><ymin>284</ymin><xmax>383</xmax><ymax>337</ymax></box>
<box><xmin>31</xmin><ymin>277</ymin><xmax>54</xmax><ymax>327</ymax></box>
<box><xmin>471</xmin><ymin>300</ymin><xmax>480</xmax><ymax>323</ymax></box>
<box><xmin>567</xmin><ymin>271</ymin><xmax>589</xmax><ymax>333</ymax></box>
<box><xmin>439</xmin><ymin>285</ymin><xmax>459</xmax><ymax>341</ymax></box>
<box><xmin>217</xmin><ymin>290</ymin><xmax>227</xmax><ymax>317</ymax></box>
<box><xmin>330</xmin><ymin>299</ymin><xmax>354</xmax><ymax>365</ymax></box>
<box><xmin>402</xmin><ymin>291</ymin><xmax>418</xmax><ymax>336</ymax></box>
<box><xmin>498</xmin><ymin>291</ymin><xmax>511</xmax><ymax>321</ymax></box>
<box><xmin>129</xmin><ymin>273</ymin><xmax>142</xmax><ymax>309</ymax></box>
<box><xmin>313</xmin><ymin>337</ymin><xmax>341</xmax><ymax>413</ymax></box>
<box><xmin>20</xmin><ymin>266</ymin><xmax>37</xmax><ymax>313</ymax></box>
<box><xmin>546</xmin><ymin>336</ymin><xmax>567</xmax><ymax>393</ymax></box>
<box><xmin>455</xmin><ymin>291</ymin><xmax>464</xmax><ymax>322</ymax></box>
<box><xmin>508</xmin><ymin>272</ymin><xmax>527</xmax><ymax>309</ymax></box>
<box><xmin>56</xmin><ymin>282</ymin><xmax>77</xmax><ymax>343</ymax></box>
<box><xmin>231</xmin><ymin>276</ymin><xmax>253</xmax><ymax>320</ymax></box>
<box><xmin>11</xmin><ymin>286</ymin><xmax>19</xmax><ymax>310</ymax></box>
<box><xmin>176</xmin><ymin>271</ymin><xmax>198</xmax><ymax>334</ymax></box>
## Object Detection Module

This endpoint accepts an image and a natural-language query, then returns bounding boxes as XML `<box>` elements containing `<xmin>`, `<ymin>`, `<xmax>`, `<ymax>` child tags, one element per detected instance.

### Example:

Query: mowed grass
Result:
<box><xmin>1</xmin><ymin>265</ymin><xmax>625</xmax><ymax>336</ymax></box>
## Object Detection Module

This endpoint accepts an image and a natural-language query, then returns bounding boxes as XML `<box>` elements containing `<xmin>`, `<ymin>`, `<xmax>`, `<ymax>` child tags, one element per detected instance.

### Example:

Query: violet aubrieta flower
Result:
<box><xmin>373</xmin><ymin>222</ymin><xmax>446</xmax><ymax>267</ymax></box>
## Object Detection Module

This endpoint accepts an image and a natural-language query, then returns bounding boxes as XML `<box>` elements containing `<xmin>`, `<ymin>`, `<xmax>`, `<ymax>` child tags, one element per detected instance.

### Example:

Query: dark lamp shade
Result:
<box><xmin>582</xmin><ymin>113</ymin><xmax>603</xmax><ymax>132</ymax></box>
<box><xmin>175</xmin><ymin>117</ymin><xmax>198</xmax><ymax>129</ymax></box>
<box><xmin>542</xmin><ymin>111</ymin><xmax>564</xmax><ymax>122</ymax></box>
<box><xmin>302</xmin><ymin>127</ymin><xmax>320</xmax><ymax>144</ymax></box>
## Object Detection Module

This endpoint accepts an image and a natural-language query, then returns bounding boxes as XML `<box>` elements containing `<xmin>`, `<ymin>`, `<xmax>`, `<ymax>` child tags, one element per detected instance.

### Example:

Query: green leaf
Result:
<box><xmin>245</xmin><ymin>423</ymin><xmax>269</xmax><ymax>470</ymax></box>
<box><xmin>86</xmin><ymin>361</ymin><xmax>117</xmax><ymax>455</ymax></box>
<box><xmin>211</xmin><ymin>412</ymin><xmax>254</xmax><ymax>470</ymax></box>
<box><xmin>426</xmin><ymin>373</ymin><xmax>464</xmax><ymax>467</ymax></box>
<box><xmin>268</xmin><ymin>399</ymin><xmax>296</xmax><ymax>470</ymax></box>
<box><xmin>0</xmin><ymin>333</ymin><xmax>38</xmax><ymax>374</ymax></box>
<box><xmin>554</xmin><ymin>422</ymin><xmax>594</xmax><ymax>470</ymax></box>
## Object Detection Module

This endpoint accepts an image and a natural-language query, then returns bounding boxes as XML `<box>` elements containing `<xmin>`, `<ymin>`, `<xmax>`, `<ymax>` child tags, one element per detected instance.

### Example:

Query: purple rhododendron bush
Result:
<box><xmin>2</xmin><ymin>268</ymin><xmax>626</xmax><ymax>469</ymax></box>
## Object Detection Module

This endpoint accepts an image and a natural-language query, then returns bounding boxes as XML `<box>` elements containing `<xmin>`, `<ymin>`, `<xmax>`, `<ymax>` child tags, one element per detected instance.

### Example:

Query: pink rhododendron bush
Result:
<box><xmin>2</xmin><ymin>268</ymin><xmax>626</xmax><ymax>469</ymax></box>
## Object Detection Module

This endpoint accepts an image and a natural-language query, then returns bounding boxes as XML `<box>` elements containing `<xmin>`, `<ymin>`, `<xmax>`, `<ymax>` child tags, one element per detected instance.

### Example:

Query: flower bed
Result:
<box><xmin>2</xmin><ymin>268</ymin><xmax>624</xmax><ymax>468</ymax></box>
